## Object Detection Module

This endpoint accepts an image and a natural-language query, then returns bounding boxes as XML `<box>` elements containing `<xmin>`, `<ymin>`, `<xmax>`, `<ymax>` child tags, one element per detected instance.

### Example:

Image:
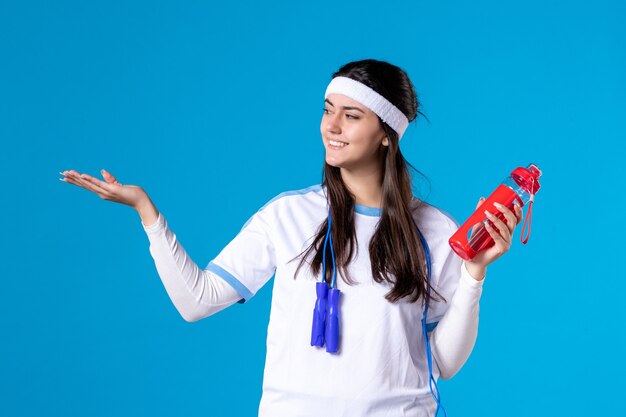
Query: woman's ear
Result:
<box><xmin>382</xmin><ymin>136</ymin><xmax>389</xmax><ymax>146</ymax></box>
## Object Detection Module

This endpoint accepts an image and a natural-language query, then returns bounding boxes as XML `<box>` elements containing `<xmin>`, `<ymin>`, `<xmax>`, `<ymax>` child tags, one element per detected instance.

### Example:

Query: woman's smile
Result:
<box><xmin>328</xmin><ymin>139</ymin><xmax>348</xmax><ymax>149</ymax></box>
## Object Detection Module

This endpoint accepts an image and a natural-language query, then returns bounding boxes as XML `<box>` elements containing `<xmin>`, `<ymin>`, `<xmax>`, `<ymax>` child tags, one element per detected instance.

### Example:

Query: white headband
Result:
<box><xmin>324</xmin><ymin>76</ymin><xmax>409</xmax><ymax>140</ymax></box>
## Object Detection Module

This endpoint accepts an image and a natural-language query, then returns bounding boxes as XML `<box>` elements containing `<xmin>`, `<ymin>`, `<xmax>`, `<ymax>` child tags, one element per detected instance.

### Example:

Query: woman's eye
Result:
<box><xmin>322</xmin><ymin>108</ymin><xmax>358</xmax><ymax>120</ymax></box>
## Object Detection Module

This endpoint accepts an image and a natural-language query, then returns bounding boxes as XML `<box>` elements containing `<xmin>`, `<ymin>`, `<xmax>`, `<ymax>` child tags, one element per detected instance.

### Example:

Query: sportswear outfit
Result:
<box><xmin>141</xmin><ymin>184</ymin><xmax>485</xmax><ymax>417</ymax></box>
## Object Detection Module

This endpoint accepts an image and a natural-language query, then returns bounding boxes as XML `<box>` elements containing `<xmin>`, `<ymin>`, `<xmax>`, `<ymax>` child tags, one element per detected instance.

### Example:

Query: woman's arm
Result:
<box><xmin>429</xmin><ymin>196</ymin><xmax>523</xmax><ymax>379</ymax></box>
<box><xmin>429</xmin><ymin>261</ymin><xmax>484</xmax><ymax>380</ymax></box>
<box><xmin>140</xmin><ymin>207</ymin><xmax>243</xmax><ymax>322</ymax></box>
<box><xmin>59</xmin><ymin>170</ymin><xmax>244</xmax><ymax>321</ymax></box>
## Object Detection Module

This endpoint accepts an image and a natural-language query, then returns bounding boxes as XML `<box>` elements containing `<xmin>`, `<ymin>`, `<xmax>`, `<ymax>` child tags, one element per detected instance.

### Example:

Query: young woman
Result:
<box><xmin>60</xmin><ymin>59</ymin><xmax>523</xmax><ymax>417</ymax></box>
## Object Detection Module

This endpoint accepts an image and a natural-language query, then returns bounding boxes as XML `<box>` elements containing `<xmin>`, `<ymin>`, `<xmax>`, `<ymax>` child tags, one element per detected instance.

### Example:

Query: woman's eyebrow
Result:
<box><xmin>325</xmin><ymin>98</ymin><xmax>365</xmax><ymax>114</ymax></box>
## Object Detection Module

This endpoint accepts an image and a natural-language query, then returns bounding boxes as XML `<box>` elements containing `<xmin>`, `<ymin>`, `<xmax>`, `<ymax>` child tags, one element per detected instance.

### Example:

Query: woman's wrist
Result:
<box><xmin>463</xmin><ymin>261</ymin><xmax>487</xmax><ymax>281</ymax></box>
<box><xmin>135</xmin><ymin>196</ymin><xmax>159</xmax><ymax>227</ymax></box>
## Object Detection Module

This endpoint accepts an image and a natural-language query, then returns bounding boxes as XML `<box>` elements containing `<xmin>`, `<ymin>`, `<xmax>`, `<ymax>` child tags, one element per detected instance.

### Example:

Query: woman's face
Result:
<box><xmin>320</xmin><ymin>93</ymin><xmax>389</xmax><ymax>172</ymax></box>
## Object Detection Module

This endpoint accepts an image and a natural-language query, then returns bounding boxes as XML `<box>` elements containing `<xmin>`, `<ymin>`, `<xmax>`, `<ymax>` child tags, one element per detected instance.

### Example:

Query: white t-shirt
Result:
<box><xmin>142</xmin><ymin>184</ymin><xmax>485</xmax><ymax>417</ymax></box>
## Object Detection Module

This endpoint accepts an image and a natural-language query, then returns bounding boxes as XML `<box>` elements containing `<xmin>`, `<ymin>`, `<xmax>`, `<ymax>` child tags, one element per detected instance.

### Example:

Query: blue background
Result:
<box><xmin>1</xmin><ymin>0</ymin><xmax>624</xmax><ymax>415</ymax></box>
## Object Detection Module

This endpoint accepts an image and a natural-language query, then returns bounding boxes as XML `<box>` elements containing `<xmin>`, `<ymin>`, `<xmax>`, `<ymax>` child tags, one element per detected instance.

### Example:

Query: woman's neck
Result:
<box><xmin>340</xmin><ymin>166</ymin><xmax>383</xmax><ymax>208</ymax></box>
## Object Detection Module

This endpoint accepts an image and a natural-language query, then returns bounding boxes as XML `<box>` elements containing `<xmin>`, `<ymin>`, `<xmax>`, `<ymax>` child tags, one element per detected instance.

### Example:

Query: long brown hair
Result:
<box><xmin>290</xmin><ymin>59</ymin><xmax>445</xmax><ymax>307</ymax></box>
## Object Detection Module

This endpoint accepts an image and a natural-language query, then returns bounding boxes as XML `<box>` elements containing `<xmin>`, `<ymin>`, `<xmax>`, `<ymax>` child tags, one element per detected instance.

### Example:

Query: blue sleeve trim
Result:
<box><xmin>206</xmin><ymin>261</ymin><xmax>254</xmax><ymax>304</ymax></box>
<box><xmin>425</xmin><ymin>321</ymin><xmax>439</xmax><ymax>332</ymax></box>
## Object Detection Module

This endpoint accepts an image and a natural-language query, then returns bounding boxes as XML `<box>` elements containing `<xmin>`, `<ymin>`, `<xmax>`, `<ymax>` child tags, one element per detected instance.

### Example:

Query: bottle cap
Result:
<box><xmin>511</xmin><ymin>163</ymin><xmax>542</xmax><ymax>194</ymax></box>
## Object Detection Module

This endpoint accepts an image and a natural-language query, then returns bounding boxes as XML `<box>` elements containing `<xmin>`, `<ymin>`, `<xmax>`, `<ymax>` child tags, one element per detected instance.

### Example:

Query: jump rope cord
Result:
<box><xmin>330</xmin><ymin>230</ymin><xmax>337</xmax><ymax>289</ymax></box>
<box><xmin>417</xmin><ymin>226</ymin><xmax>448</xmax><ymax>417</ymax></box>
<box><xmin>320</xmin><ymin>208</ymin><xmax>338</xmax><ymax>289</ymax></box>
<box><xmin>321</xmin><ymin>210</ymin><xmax>331</xmax><ymax>284</ymax></box>
<box><xmin>321</xmin><ymin>209</ymin><xmax>447</xmax><ymax>416</ymax></box>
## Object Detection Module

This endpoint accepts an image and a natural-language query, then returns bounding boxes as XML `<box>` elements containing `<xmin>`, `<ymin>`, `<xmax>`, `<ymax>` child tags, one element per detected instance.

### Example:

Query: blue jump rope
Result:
<box><xmin>310</xmin><ymin>208</ymin><xmax>447</xmax><ymax>416</ymax></box>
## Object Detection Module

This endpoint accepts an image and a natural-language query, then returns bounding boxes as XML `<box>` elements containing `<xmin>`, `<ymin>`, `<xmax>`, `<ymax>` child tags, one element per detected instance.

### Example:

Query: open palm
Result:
<box><xmin>60</xmin><ymin>169</ymin><xmax>147</xmax><ymax>209</ymax></box>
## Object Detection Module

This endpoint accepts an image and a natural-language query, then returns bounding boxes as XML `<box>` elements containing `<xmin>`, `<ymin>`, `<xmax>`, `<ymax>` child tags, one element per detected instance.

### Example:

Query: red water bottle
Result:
<box><xmin>449</xmin><ymin>163</ymin><xmax>542</xmax><ymax>261</ymax></box>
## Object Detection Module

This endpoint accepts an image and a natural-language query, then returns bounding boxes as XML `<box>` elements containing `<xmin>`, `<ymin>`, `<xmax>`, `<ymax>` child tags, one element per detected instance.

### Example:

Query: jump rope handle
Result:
<box><xmin>325</xmin><ymin>288</ymin><xmax>341</xmax><ymax>353</ymax></box>
<box><xmin>311</xmin><ymin>282</ymin><xmax>329</xmax><ymax>347</ymax></box>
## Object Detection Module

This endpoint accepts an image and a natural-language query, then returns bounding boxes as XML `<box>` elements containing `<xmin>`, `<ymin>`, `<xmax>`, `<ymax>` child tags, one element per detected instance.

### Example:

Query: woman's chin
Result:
<box><xmin>325</xmin><ymin>155</ymin><xmax>343</xmax><ymax>168</ymax></box>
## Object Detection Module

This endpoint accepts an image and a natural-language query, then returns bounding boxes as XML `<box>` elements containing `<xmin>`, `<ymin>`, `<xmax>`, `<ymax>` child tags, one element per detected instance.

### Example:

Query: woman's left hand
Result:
<box><xmin>464</xmin><ymin>197</ymin><xmax>524</xmax><ymax>280</ymax></box>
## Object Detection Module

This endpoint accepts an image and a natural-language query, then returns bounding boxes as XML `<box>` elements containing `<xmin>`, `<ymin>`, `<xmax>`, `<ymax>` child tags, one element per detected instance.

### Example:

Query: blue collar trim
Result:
<box><xmin>354</xmin><ymin>204</ymin><xmax>382</xmax><ymax>217</ymax></box>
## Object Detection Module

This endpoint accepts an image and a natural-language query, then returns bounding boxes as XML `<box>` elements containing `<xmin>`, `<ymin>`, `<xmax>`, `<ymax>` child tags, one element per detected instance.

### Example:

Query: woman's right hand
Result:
<box><xmin>60</xmin><ymin>168</ymin><xmax>149</xmax><ymax>210</ymax></box>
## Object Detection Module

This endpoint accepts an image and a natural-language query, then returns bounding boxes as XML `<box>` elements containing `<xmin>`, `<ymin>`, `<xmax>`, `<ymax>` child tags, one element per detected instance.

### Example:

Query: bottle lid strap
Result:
<box><xmin>520</xmin><ymin>178</ymin><xmax>535</xmax><ymax>244</ymax></box>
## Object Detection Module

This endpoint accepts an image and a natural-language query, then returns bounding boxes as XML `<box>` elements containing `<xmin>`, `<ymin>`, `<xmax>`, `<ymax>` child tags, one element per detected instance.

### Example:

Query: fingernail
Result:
<box><xmin>493</xmin><ymin>202</ymin><xmax>504</xmax><ymax>208</ymax></box>
<box><xmin>484</xmin><ymin>210</ymin><xmax>493</xmax><ymax>218</ymax></box>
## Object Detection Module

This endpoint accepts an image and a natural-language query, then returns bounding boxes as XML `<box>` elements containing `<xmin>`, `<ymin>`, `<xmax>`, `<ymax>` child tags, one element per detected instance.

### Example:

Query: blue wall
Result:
<box><xmin>1</xmin><ymin>0</ymin><xmax>623</xmax><ymax>415</ymax></box>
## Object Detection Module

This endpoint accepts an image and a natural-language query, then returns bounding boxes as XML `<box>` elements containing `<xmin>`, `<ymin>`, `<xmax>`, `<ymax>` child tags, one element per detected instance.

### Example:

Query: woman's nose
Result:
<box><xmin>325</xmin><ymin>112</ymin><xmax>341</xmax><ymax>133</ymax></box>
